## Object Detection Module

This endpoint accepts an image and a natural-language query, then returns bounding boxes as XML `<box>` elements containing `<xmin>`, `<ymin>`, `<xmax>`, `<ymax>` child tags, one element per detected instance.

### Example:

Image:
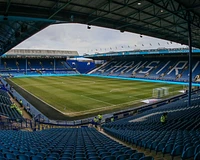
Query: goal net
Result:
<box><xmin>152</xmin><ymin>87</ymin><xmax>169</xmax><ymax>98</ymax></box>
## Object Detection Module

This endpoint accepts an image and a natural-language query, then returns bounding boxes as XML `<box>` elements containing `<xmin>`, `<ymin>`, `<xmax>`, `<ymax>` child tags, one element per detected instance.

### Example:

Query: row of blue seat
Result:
<box><xmin>0</xmin><ymin>89</ymin><xmax>23</xmax><ymax>120</ymax></box>
<box><xmin>103</xmin><ymin>91</ymin><xmax>200</xmax><ymax>160</ymax></box>
<box><xmin>1</xmin><ymin>59</ymin><xmax>71</xmax><ymax>71</ymax></box>
<box><xmin>0</xmin><ymin>128</ymin><xmax>154</xmax><ymax>160</ymax></box>
<box><xmin>91</xmin><ymin>58</ymin><xmax>200</xmax><ymax>82</ymax></box>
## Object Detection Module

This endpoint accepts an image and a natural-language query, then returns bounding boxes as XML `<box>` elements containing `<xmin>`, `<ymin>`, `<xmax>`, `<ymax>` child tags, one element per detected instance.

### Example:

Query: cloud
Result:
<box><xmin>15</xmin><ymin>23</ymin><xmax>186</xmax><ymax>55</ymax></box>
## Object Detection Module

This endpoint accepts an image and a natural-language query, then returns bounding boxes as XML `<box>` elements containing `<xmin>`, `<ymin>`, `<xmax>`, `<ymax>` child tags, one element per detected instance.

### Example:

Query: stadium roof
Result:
<box><xmin>84</xmin><ymin>47</ymin><xmax>200</xmax><ymax>59</ymax></box>
<box><xmin>0</xmin><ymin>0</ymin><xmax>200</xmax><ymax>55</ymax></box>
<box><xmin>3</xmin><ymin>49</ymin><xmax>78</xmax><ymax>57</ymax></box>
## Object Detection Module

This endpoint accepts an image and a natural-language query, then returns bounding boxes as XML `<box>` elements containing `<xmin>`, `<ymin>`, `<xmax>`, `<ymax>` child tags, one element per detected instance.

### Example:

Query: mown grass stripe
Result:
<box><xmin>11</xmin><ymin>75</ymin><xmax>183</xmax><ymax>117</ymax></box>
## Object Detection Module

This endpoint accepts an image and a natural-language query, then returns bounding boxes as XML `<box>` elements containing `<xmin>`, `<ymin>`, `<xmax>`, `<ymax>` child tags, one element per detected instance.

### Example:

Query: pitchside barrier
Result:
<box><xmin>0</xmin><ymin>115</ymin><xmax>94</xmax><ymax>131</ymax></box>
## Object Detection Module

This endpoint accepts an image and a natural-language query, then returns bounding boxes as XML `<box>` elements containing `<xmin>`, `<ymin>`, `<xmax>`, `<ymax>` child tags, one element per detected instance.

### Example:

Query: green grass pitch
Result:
<box><xmin>10</xmin><ymin>75</ymin><xmax>184</xmax><ymax>117</ymax></box>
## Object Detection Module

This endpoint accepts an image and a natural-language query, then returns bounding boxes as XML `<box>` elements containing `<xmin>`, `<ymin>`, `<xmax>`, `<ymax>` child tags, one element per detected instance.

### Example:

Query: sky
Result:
<box><xmin>15</xmin><ymin>23</ymin><xmax>187</xmax><ymax>55</ymax></box>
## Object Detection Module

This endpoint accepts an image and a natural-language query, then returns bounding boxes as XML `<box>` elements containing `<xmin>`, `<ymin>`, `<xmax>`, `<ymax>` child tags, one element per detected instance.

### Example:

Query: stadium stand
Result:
<box><xmin>103</xmin><ymin>91</ymin><xmax>200</xmax><ymax>160</ymax></box>
<box><xmin>0</xmin><ymin>58</ymin><xmax>77</xmax><ymax>76</ymax></box>
<box><xmin>0</xmin><ymin>0</ymin><xmax>200</xmax><ymax>158</ymax></box>
<box><xmin>0</xmin><ymin>88</ymin><xmax>23</xmax><ymax>120</ymax></box>
<box><xmin>1</xmin><ymin>91</ymin><xmax>200</xmax><ymax>159</ymax></box>
<box><xmin>0</xmin><ymin>49</ymin><xmax>85</xmax><ymax>76</ymax></box>
<box><xmin>90</xmin><ymin>57</ymin><xmax>200</xmax><ymax>82</ymax></box>
<box><xmin>0</xmin><ymin>58</ymin><xmax>96</xmax><ymax>76</ymax></box>
<box><xmin>0</xmin><ymin>127</ymin><xmax>154</xmax><ymax>160</ymax></box>
<box><xmin>1</xmin><ymin>49</ymin><xmax>200</xmax><ymax>160</ymax></box>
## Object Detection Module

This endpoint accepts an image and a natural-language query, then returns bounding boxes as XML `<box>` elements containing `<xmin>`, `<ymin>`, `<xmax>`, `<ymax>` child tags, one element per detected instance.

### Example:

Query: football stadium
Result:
<box><xmin>0</xmin><ymin>1</ymin><xmax>200</xmax><ymax>160</ymax></box>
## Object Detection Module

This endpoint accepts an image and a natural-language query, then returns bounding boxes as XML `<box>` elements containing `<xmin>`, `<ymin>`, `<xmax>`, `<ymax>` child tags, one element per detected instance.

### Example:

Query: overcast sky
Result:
<box><xmin>15</xmin><ymin>23</ymin><xmax>187</xmax><ymax>55</ymax></box>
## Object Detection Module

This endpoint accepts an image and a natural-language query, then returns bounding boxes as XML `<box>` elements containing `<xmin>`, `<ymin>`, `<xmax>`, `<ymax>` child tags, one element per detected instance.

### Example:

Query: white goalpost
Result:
<box><xmin>152</xmin><ymin>87</ymin><xmax>169</xmax><ymax>98</ymax></box>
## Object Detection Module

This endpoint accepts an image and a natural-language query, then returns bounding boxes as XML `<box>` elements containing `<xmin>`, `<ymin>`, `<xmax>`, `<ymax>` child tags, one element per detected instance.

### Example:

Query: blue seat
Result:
<box><xmin>120</xmin><ymin>147</ymin><xmax>131</xmax><ymax>153</ymax></box>
<box><xmin>88</xmin><ymin>157</ymin><xmax>101</xmax><ymax>160</ymax></box>
<box><xmin>102</xmin><ymin>155</ymin><xmax>116</xmax><ymax>160</ymax></box>
<box><xmin>49</xmin><ymin>153</ymin><xmax>59</xmax><ymax>159</ymax></box>
<box><xmin>36</xmin><ymin>152</ymin><xmax>47</xmax><ymax>158</ymax></box>
<box><xmin>18</xmin><ymin>155</ymin><xmax>30</xmax><ymax>160</ymax></box>
<box><xmin>139</xmin><ymin>156</ymin><xmax>154</xmax><ymax>160</ymax></box>
<box><xmin>183</xmin><ymin>143</ymin><xmax>193</xmax><ymax>152</ymax></box>
<box><xmin>149</xmin><ymin>141</ymin><xmax>159</xmax><ymax>152</ymax></box>
<box><xmin>194</xmin><ymin>152</ymin><xmax>200</xmax><ymax>160</ymax></box>
<box><xmin>32</xmin><ymin>156</ymin><xmax>43</xmax><ymax>160</ymax></box>
<box><xmin>162</xmin><ymin>143</ymin><xmax>174</xmax><ymax>157</ymax></box>
<box><xmin>46</xmin><ymin>157</ymin><xmax>57</xmax><ymax>160</ymax></box>
<box><xmin>171</xmin><ymin>145</ymin><xmax>183</xmax><ymax>160</ymax></box>
<box><xmin>24</xmin><ymin>152</ymin><xmax>34</xmax><ymax>157</ymax></box>
<box><xmin>181</xmin><ymin>146</ymin><xmax>195</xmax><ymax>160</ymax></box>
<box><xmin>111</xmin><ymin>151</ymin><xmax>123</xmax><ymax>157</ymax></box>
<box><xmin>100</xmin><ymin>152</ymin><xmax>111</xmax><ymax>158</ymax></box>
<box><xmin>74</xmin><ymin>154</ymin><xmax>85</xmax><ymax>158</ymax></box>
<box><xmin>30</xmin><ymin>149</ymin><xmax>39</xmax><ymax>154</ymax></box>
<box><xmin>40</xmin><ymin>149</ymin><xmax>50</xmax><ymax>155</ymax></box>
<box><xmin>19</xmin><ymin>148</ymin><xmax>28</xmax><ymax>153</ymax></box>
<box><xmin>75</xmin><ymin>151</ymin><xmax>85</xmax><ymax>154</ymax></box>
<box><xmin>9</xmin><ymin>147</ymin><xmax>17</xmax><ymax>152</ymax></box>
<box><xmin>155</xmin><ymin>142</ymin><xmax>166</xmax><ymax>154</ymax></box>
<box><xmin>59</xmin><ymin>158</ymin><xmax>72</xmax><ymax>160</ymax></box>
<box><xmin>87</xmin><ymin>153</ymin><xmax>97</xmax><ymax>158</ymax></box>
<box><xmin>124</xmin><ymin>149</ymin><xmax>137</xmax><ymax>155</ymax></box>
<box><xmin>116</xmin><ymin>154</ymin><xmax>130</xmax><ymax>160</ymax></box>
<box><xmin>108</xmin><ymin>149</ymin><xmax>119</xmax><ymax>154</ymax></box>
<box><xmin>63</xmin><ymin>151</ymin><xmax>73</xmax><ymax>155</ymax></box>
<box><xmin>144</xmin><ymin>140</ymin><xmax>153</xmax><ymax>150</ymax></box>
<box><xmin>74</xmin><ymin>157</ymin><xmax>86</xmax><ymax>160</ymax></box>
<box><xmin>130</xmin><ymin>153</ymin><xmax>145</xmax><ymax>159</ymax></box>
<box><xmin>5</xmin><ymin>153</ymin><xmax>16</xmax><ymax>159</ymax></box>
<box><xmin>13</xmin><ymin>150</ymin><xmax>21</xmax><ymax>156</ymax></box>
<box><xmin>195</xmin><ymin>145</ymin><xmax>200</xmax><ymax>154</ymax></box>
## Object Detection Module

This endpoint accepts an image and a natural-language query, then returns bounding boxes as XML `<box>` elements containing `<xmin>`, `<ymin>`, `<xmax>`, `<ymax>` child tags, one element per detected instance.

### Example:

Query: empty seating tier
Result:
<box><xmin>0</xmin><ymin>89</ymin><xmax>23</xmax><ymax>120</ymax></box>
<box><xmin>91</xmin><ymin>57</ymin><xmax>200</xmax><ymax>82</ymax></box>
<box><xmin>0</xmin><ymin>128</ymin><xmax>153</xmax><ymax>160</ymax></box>
<box><xmin>103</xmin><ymin>92</ymin><xmax>200</xmax><ymax>159</ymax></box>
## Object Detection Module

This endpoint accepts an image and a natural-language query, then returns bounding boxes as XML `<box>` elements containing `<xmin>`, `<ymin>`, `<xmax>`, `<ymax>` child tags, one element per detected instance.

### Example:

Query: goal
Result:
<box><xmin>152</xmin><ymin>87</ymin><xmax>169</xmax><ymax>98</ymax></box>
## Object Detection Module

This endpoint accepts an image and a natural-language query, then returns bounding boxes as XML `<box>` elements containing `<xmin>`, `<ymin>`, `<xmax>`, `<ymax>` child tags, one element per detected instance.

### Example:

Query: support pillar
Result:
<box><xmin>54</xmin><ymin>58</ymin><xmax>56</xmax><ymax>73</ymax></box>
<box><xmin>188</xmin><ymin>13</ymin><xmax>192</xmax><ymax>107</ymax></box>
<box><xmin>25</xmin><ymin>58</ymin><xmax>27</xmax><ymax>75</ymax></box>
